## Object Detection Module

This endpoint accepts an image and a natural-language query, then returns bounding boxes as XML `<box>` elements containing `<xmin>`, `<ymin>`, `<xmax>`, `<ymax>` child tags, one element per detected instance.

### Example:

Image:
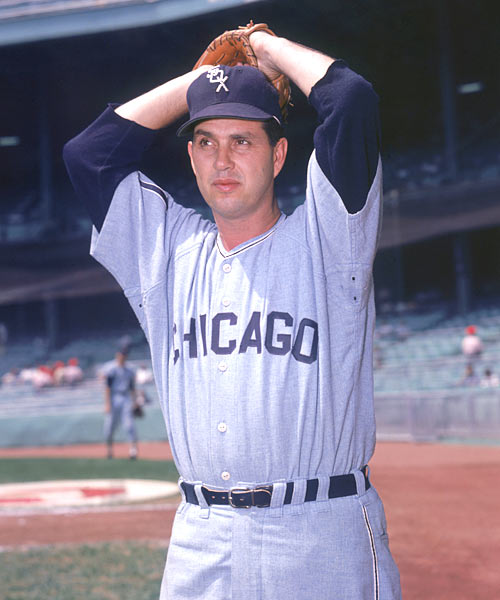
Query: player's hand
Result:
<box><xmin>249</xmin><ymin>30</ymin><xmax>283</xmax><ymax>83</ymax></box>
<box><xmin>105</xmin><ymin>402</ymin><xmax>111</xmax><ymax>414</ymax></box>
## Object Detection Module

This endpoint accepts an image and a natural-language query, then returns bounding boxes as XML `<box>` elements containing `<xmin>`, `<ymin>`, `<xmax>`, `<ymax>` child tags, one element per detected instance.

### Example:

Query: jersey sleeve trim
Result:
<box><xmin>139</xmin><ymin>178</ymin><xmax>168</xmax><ymax>205</ymax></box>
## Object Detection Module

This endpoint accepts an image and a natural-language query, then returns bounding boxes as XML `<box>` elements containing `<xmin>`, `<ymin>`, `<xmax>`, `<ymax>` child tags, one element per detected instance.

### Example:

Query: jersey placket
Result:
<box><xmin>209</xmin><ymin>254</ymin><xmax>240</xmax><ymax>487</ymax></box>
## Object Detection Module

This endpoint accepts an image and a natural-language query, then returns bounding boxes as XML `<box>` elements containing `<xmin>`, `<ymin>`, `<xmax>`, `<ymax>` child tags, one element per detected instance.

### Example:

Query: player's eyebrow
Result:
<box><xmin>193</xmin><ymin>128</ymin><xmax>214</xmax><ymax>139</ymax></box>
<box><xmin>230</xmin><ymin>133</ymin><xmax>254</xmax><ymax>140</ymax></box>
<box><xmin>193</xmin><ymin>128</ymin><xmax>257</xmax><ymax>140</ymax></box>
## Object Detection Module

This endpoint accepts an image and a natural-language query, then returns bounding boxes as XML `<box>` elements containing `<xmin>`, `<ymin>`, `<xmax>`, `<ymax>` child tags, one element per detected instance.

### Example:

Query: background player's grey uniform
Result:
<box><xmin>104</xmin><ymin>362</ymin><xmax>137</xmax><ymax>446</ymax></box>
<box><xmin>64</xmin><ymin>61</ymin><xmax>401</xmax><ymax>599</ymax></box>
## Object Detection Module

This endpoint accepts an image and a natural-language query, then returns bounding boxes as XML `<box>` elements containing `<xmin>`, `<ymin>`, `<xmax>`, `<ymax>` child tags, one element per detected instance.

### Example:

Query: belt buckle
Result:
<box><xmin>229</xmin><ymin>487</ymin><xmax>272</xmax><ymax>509</ymax></box>
<box><xmin>229</xmin><ymin>487</ymin><xmax>252</xmax><ymax>509</ymax></box>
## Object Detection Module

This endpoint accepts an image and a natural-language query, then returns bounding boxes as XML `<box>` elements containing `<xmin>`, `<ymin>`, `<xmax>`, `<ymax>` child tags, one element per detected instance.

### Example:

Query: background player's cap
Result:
<box><xmin>177</xmin><ymin>65</ymin><xmax>283</xmax><ymax>137</ymax></box>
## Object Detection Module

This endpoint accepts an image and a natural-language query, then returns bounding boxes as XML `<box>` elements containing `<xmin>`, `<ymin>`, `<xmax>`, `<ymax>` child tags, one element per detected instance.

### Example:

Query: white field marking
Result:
<box><xmin>0</xmin><ymin>479</ymin><xmax>179</xmax><ymax>511</ymax></box>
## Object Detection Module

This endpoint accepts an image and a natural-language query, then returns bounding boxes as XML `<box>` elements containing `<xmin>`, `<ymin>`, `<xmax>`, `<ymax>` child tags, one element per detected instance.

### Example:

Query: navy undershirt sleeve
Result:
<box><xmin>63</xmin><ymin>105</ymin><xmax>157</xmax><ymax>231</ymax></box>
<box><xmin>308</xmin><ymin>60</ymin><xmax>381</xmax><ymax>214</ymax></box>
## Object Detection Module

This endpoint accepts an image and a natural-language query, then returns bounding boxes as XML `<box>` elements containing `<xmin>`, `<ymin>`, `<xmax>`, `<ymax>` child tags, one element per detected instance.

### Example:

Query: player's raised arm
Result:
<box><xmin>249</xmin><ymin>32</ymin><xmax>334</xmax><ymax>98</ymax></box>
<box><xmin>114</xmin><ymin>66</ymin><xmax>212</xmax><ymax>129</ymax></box>
<box><xmin>63</xmin><ymin>67</ymin><xmax>211</xmax><ymax>231</ymax></box>
<box><xmin>250</xmin><ymin>32</ymin><xmax>381</xmax><ymax>214</ymax></box>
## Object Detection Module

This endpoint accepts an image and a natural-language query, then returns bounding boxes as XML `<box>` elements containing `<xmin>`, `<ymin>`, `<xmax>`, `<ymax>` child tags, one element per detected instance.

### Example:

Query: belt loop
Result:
<box><xmin>270</xmin><ymin>481</ymin><xmax>286</xmax><ymax>508</ymax></box>
<box><xmin>194</xmin><ymin>484</ymin><xmax>210</xmax><ymax>519</ymax></box>
<box><xmin>266</xmin><ymin>481</ymin><xmax>285</xmax><ymax>518</ymax></box>
<box><xmin>316</xmin><ymin>475</ymin><xmax>330</xmax><ymax>502</ymax></box>
<box><xmin>178</xmin><ymin>477</ymin><xmax>187</xmax><ymax>503</ymax></box>
<box><xmin>353</xmin><ymin>469</ymin><xmax>367</xmax><ymax>496</ymax></box>
<box><xmin>291</xmin><ymin>479</ymin><xmax>307</xmax><ymax>505</ymax></box>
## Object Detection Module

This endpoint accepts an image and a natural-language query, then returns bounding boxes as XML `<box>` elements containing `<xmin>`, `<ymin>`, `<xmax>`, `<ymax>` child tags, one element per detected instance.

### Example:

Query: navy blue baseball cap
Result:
<box><xmin>176</xmin><ymin>64</ymin><xmax>283</xmax><ymax>137</ymax></box>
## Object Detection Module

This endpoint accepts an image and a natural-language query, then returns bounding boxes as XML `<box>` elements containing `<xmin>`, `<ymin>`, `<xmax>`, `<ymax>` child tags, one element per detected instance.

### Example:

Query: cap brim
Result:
<box><xmin>176</xmin><ymin>102</ymin><xmax>277</xmax><ymax>137</ymax></box>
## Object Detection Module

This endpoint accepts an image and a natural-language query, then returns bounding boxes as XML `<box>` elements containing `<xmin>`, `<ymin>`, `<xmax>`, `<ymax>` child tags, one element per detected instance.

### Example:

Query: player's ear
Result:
<box><xmin>187</xmin><ymin>140</ymin><xmax>197</xmax><ymax>176</ymax></box>
<box><xmin>273</xmin><ymin>137</ymin><xmax>288</xmax><ymax>179</ymax></box>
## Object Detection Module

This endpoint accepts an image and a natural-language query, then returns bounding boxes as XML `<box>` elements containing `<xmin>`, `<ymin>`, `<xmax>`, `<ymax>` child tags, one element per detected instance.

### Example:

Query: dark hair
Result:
<box><xmin>262</xmin><ymin>118</ymin><xmax>286</xmax><ymax>147</ymax></box>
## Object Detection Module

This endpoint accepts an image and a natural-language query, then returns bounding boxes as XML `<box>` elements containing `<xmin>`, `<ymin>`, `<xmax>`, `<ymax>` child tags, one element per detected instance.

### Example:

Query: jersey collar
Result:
<box><xmin>216</xmin><ymin>213</ymin><xmax>286</xmax><ymax>259</ymax></box>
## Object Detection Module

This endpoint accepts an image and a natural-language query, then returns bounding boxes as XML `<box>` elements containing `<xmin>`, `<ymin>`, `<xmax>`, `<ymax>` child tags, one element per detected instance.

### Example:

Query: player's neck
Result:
<box><xmin>215</xmin><ymin>202</ymin><xmax>281</xmax><ymax>251</ymax></box>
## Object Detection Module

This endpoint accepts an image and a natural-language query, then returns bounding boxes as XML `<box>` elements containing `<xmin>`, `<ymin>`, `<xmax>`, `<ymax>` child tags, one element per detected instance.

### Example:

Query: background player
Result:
<box><xmin>104</xmin><ymin>350</ymin><xmax>138</xmax><ymax>460</ymax></box>
<box><xmin>64</xmin><ymin>24</ymin><xmax>401</xmax><ymax>600</ymax></box>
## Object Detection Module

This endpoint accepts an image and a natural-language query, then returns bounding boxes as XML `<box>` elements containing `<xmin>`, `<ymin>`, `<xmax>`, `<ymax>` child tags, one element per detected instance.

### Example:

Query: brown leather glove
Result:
<box><xmin>193</xmin><ymin>21</ymin><xmax>291</xmax><ymax>120</ymax></box>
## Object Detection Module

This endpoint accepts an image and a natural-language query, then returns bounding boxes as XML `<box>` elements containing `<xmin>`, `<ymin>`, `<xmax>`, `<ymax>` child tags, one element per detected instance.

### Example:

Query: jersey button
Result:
<box><xmin>217</xmin><ymin>422</ymin><xmax>227</xmax><ymax>433</ymax></box>
<box><xmin>221</xmin><ymin>471</ymin><xmax>231</xmax><ymax>481</ymax></box>
<box><xmin>223</xmin><ymin>263</ymin><xmax>232</xmax><ymax>273</ymax></box>
<box><xmin>218</xmin><ymin>361</ymin><xmax>227</xmax><ymax>372</ymax></box>
<box><xmin>222</xmin><ymin>297</ymin><xmax>230</xmax><ymax>307</ymax></box>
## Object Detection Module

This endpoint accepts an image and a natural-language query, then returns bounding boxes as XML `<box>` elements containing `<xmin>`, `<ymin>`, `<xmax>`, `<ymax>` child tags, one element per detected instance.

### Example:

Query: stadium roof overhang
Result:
<box><xmin>0</xmin><ymin>0</ymin><xmax>267</xmax><ymax>47</ymax></box>
<box><xmin>0</xmin><ymin>264</ymin><xmax>120</xmax><ymax>306</ymax></box>
<box><xmin>379</xmin><ymin>178</ymin><xmax>500</xmax><ymax>250</ymax></box>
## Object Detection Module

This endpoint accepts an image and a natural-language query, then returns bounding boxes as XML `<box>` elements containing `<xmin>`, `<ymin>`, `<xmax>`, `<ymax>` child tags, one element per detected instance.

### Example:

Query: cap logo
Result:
<box><xmin>206</xmin><ymin>65</ymin><xmax>229</xmax><ymax>93</ymax></box>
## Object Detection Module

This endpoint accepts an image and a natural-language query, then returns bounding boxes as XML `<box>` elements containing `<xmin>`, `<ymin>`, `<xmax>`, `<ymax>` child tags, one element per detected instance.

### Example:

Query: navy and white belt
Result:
<box><xmin>180</xmin><ymin>469</ymin><xmax>370</xmax><ymax>509</ymax></box>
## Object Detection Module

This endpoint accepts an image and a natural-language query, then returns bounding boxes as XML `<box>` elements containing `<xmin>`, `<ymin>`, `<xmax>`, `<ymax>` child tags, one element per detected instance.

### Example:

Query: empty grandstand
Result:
<box><xmin>1</xmin><ymin>0</ymin><xmax>499</xmax><ymax>445</ymax></box>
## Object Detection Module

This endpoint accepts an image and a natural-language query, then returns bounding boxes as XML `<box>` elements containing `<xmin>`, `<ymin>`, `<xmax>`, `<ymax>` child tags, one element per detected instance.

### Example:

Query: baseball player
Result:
<box><xmin>64</xmin><ymin>23</ymin><xmax>401</xmax><ymax>600</ymax></box>
<box><xmin>104</xmin><ymin>350</ymin><xmax>138</xmax><ymax>459</ymax></box>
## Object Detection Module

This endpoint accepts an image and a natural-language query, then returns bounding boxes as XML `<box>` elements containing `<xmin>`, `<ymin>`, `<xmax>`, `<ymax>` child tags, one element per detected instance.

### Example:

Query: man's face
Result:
<box><xmin>187</xmin><ymin>119</ymin><xmax>287</xmax><ymax>222</ymax></box>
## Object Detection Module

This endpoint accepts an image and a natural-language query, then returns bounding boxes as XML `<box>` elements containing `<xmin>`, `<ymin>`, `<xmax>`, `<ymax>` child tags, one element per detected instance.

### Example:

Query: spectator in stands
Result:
<box><xmin>19</xmin><ymin>366</ymin><xmax>36</xmax><ymax>385</ymax></box>
<box><xmin>135</xmin><ymin>363</ymin><xmax>153</xmax><ymax>387</ymax></box>
<box><xmin>480</xmin><ymin>368</ymin><xmax>499</xmax><ymax>388</ymax></box>
<box><xmin>1</xmin><ymin>368</ymin><xmax>20</xmax><ymax>386</ymax></box>
<box><xmin>104</xmin><ymin>350</ymin><xmax>138</xmax><ymax>460</ymax></box>
<box><xmin>134</xmin><ymin>363</ymin><xmax>153</xmax><ymax>412</ymax></box>
<box><xmin>32</xmin><ymin>365</ymin><xmax>54</xmax><ymax>390</ymax></box>
<box><xmin>459</xmin><ymin>364</ymin><xmax>480</xmax><ymax>387</ymax></box>
<box><xmin>52</xmin><ymin>360</ymin><xmax>66</xmax><ymax>385</ymax></box>
<box><xmin>461</xmin><ymin>325</ymin><xmax>483</xmax><ymax>366</ymax></box>
<box><xmin>64</xmin><ymin>357</ymin><xmax>84</xmax><ymax>386</ymax></box>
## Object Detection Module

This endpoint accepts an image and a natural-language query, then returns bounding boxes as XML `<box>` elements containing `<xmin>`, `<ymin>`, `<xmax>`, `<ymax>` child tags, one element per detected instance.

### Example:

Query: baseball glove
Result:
<box><xmin>193</xmin><ymin>21</ymin><xmax>291</xmax><ymax>120</ymax></box>
<box><xmin>132</xmin><ymin>400</ymin><xmax>144</xmax><ymax>418</ymax></box>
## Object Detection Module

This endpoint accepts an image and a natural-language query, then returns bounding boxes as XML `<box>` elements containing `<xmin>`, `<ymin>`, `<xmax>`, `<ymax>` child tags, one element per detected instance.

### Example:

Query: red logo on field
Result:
<box><xmin>0</xmin><ymin>484</ymin><xmax>126</xmax><ymax>505</ymax></box>
<box><xmin>0</xmin><ymin>479</ymin><xmax>178</xmax><ymax>509</ymax></box>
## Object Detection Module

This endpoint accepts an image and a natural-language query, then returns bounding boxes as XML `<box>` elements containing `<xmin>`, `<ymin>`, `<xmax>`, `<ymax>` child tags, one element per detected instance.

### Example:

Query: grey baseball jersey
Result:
<box><xmin>91</xmin><ymin>152</ymin><xmax>380</xmax><ymax>484</ymax></box>
<box><xmin>64</xmin><ymin>61</ymin><xmax>401</xmax><ymax>599</ymax></box>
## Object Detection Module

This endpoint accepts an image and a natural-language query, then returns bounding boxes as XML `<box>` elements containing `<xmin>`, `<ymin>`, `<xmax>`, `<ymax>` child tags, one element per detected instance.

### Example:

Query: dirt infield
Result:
<box><xmin>0</xmin><ymin>441</ymin><xmax>174</xmax><ymax>461</ymax></box>
<box><xmin>1</xmin><ymin>441</ymin><xmax>499</xmax><ymax>600</ymax></box>
<box><xmin>371</xmin><ymin>443</ymin><xmax>500</xmax><ymax>600</ymax></box>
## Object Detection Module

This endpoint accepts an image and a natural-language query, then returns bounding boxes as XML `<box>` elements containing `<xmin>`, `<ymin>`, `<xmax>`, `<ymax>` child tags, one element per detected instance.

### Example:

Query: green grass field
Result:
<box><xmin>0</xmin><ymin>457</ymin><xmax>179</xmax><ymax>484</ymax></box>
<box><xmin>1</xmin><ymin>542</ymin><xmax>166</xmax><ymax>600</ymax></box>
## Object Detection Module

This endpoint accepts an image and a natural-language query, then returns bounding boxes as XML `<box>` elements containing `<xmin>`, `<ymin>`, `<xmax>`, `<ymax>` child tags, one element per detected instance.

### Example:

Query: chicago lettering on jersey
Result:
<box><xmin>173</xmin><ymin>311</ymin><xmax>318</xmax><ymax>365</ymax></box>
